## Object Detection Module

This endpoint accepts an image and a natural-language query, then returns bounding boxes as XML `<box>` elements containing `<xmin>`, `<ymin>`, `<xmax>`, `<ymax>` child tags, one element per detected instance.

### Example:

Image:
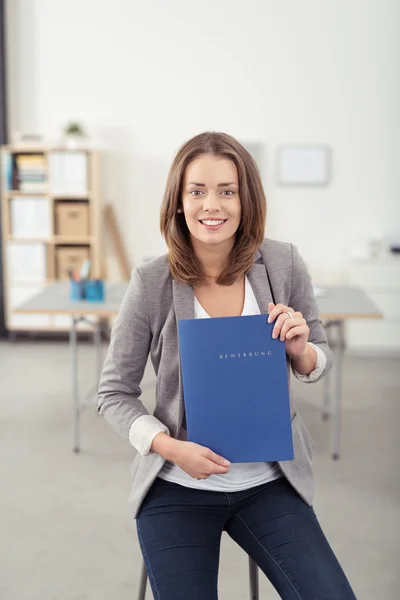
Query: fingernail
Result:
<box><xmin>223</xmin><ymin>460</ymin><xmax>230</xmax><ymax>466</ymax></box>
<box><xmin>267</xmin><ymin>316</ymin><xmax>272</xmax><ymax>323</ymax></box>
<box><xmin>272</xmin><ymin>331</ymin><xmax>277</xmax><ymax>338</ymax></box>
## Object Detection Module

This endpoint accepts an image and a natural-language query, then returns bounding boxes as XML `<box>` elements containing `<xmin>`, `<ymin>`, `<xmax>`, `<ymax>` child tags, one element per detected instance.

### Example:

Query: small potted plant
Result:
<box><xmin>64</xmin><ymin>121</ymin><xmax>86</xmax><ymax>149</ymax></box>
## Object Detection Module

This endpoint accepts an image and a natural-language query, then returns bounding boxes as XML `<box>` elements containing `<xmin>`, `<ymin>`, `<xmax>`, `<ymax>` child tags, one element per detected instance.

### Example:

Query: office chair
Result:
<box><xmin>137</xmin><ymin>555</ymin><xmax>259</xmax><ymax>599</ymax></box>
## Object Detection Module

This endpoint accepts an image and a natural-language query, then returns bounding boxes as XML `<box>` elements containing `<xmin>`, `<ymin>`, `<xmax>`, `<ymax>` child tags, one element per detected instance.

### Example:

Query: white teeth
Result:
<box><xmin>201</xmin><ymin>220</ymin><xmax>225</xmax><ymax>226</ymax></box>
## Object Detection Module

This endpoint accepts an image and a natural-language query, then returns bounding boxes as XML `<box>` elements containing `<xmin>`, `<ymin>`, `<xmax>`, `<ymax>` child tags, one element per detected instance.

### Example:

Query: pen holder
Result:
<box><xmin>70</xmin><ymin>279</ymin><xmax>105</xmax><ymax>302</ymax></box>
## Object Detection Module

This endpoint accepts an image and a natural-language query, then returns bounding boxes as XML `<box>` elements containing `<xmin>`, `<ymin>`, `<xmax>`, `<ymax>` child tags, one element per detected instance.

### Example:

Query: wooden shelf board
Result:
<box><xmin>6</xmin><ymin>190</ymin><xmax>49</xmax><ymax>197</ymax></box>
<box><xmin>6</xmin><ymin>191</ymin><xmax>92</xmax><ymax>200</ymax></box>
<box><xmin>7</xmin><ymin>236</ymin><xmax>52</xmax><ymax>243</ymax></box>
<box><xmin>3</xmin><ymin>146</ymin><xmax>93</xmax><ymax>153</ymax></box>
<box><xmin>7</xmin><ymin>235</ymin><xmax>94</xmax><ymax>244</ymax></box>
<box><xmin>51</xmin><ymin>194</ymin><xmax>91</xmax><ymax>200</ymax></box>
<box><xmin>53</xmin><ymin>236</ymin><xmax>94</xmax><ymax>245</ymax></box>
<box><xmin>2</xmin><ymin>147</ymin><xmax>47</xmax><ymax>154</ymax></box>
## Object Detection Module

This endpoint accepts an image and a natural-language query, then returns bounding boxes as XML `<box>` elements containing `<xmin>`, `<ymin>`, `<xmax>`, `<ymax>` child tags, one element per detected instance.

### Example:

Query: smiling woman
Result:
<box><xmin>99</xmin><ymin>131</ymin><xmax>355</xmax><ymax>599</ymax></box>
<box><xmin>160</xmin><ymin>132</ymin><xmax>266</xmax><ymax>286</ymax></box>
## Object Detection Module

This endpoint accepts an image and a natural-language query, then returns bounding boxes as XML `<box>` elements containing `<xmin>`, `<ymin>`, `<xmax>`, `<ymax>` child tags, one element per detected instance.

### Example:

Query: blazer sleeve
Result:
<box><xmin>289</xmin><ymin>244</ymin><xmax>333</xmax><ymax>376</ymax></box>
<box><xmin>97</xmin><ymin>268</ymin><xmax>153</xmax><ymax>439</ymax></box>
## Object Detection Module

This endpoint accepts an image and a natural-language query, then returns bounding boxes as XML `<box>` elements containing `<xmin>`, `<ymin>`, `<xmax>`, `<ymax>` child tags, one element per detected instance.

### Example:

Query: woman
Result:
<box><xmin>98</xmin><ymin>132</ymin><xmax>356</xmax><ymax>599</ymax></box>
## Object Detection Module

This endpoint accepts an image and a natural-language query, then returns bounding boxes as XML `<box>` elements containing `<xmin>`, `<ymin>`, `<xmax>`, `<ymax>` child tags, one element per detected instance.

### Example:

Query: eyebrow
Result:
<box><xmin>186</xmin><ymin>181</ymin><xmax>238</xmax><ymax>187</ymax></box>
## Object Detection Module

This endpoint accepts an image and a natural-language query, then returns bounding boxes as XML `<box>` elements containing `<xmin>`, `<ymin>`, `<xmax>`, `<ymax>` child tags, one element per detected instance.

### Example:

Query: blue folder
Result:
<box><xmin>178</xmin><ymin>315</ymin><xmax>294</xmax><ymax>463</ymax></box>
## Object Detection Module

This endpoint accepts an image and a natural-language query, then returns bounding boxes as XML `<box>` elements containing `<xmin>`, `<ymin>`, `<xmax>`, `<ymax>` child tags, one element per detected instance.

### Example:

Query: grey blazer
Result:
<box><xmin>98</xmin><ymin>238</ymin><xmax>333</xmax><ymax>518</ymax></box>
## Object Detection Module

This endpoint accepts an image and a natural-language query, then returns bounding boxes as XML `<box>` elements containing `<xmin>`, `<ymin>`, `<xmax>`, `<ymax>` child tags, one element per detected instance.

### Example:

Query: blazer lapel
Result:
<box><xmin>172</xmin><ymin>279</ymin><xmax>194</xmax><ymax>432</ymax></box>
<box><xmin>247</xmin><ymin>260</ymin><xmax>274</xmax><ymax>314</ymax></box>
<box><xmin>172</xmin><ymin>280</ymin><xmax>195</xmax><ymax>322</ymax></box>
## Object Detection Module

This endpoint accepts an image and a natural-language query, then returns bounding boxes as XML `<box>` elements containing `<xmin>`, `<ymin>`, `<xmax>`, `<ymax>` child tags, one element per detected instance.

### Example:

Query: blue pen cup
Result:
<box><xmin>85</xmin><ymin>280</ymin><xmax>105</xmax><ymax>302</ymax></box>
<box><xmin>70</xmin><ymin>279</ymin><xmax>105</xmax><ymax>302</ymax></box>
<box><xmin>70</xmin><ymin>280</ymin><xmax>85</xmax><ymax>300</ymax></box>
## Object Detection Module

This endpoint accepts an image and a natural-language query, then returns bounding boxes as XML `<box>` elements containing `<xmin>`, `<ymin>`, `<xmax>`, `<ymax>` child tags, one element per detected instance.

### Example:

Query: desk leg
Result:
<box><xmin>322</xmin><ymin>362</ymin><xmax>331</xmax><ymax>421</ymax></box>
<box><xmin>322</xmin><ymin>323</ymin><xmax>332</xmax><ymax>421</ymax></box>
<box><xmin>331</xmin><ymin>321</ymin><xmax>345</xmax><ymax>460</ymax></box>
<box><xmin>94</xmin><ymin>319</ymin><xmax>103</xmax><ymax>384</ymax></box>
<box><xmin>71</xmin><ymin>317</ymin><xmax>80</xmax><ymax>453</ymax></box>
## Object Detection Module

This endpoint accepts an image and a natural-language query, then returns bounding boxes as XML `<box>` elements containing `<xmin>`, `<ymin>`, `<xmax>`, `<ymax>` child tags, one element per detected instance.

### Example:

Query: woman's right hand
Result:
<box><xmin>151</xmin><ymin>433</ymin><xmax>231</xmax><ymax>479</ymax></box>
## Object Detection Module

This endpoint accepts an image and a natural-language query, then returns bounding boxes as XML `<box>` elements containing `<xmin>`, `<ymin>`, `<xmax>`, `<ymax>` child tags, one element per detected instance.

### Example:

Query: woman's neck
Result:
<box><xmin>191</xmin><ymin>237</ymin><xmax>234</xmax><ymax>283</ymax></box>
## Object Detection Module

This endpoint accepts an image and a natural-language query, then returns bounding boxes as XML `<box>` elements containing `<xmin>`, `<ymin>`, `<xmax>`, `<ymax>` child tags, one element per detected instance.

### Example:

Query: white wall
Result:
<box><xmin>6</xmin><ymin>0</ymin><xmax>400</xmax><ymax>282</ymax></box>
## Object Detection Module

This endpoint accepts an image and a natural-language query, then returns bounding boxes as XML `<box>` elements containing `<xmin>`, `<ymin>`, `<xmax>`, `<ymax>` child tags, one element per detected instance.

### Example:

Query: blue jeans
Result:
<box><xmin>136</xmin><ymin>476</ymin><xmax>356</xmax><ymax>599</ymax></box>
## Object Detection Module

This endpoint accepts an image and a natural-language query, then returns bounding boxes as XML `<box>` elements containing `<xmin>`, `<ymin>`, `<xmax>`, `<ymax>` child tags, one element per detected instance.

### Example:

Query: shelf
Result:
<box><xmin>6</xmin><ymin>191</ymin><xmax>92</xmax><ymax>200</ymax></box>
<box><xmin>3</xmin><ymin>146</ymin><xmax>93</xmax><ymax>153</ymax></box>
<box><xmin>2</xmin><ymin>147</ymin><xmax>47</xmax><ymax>154</ymax></box>
<box><xmin>2</xmin><ymin>145</ymin><xmax>102</xmax><ymax>334</ymax></box>
<box><xmin>7</xmin><ymin>235</ymin><xmax>94</xmax><ymax>245</ymax></box>
<box><xmin>7</xmin><ymin>236</ymin><xmax>52</xmax><ymax>243</ymax></box>
<box><xmin>52</xmin><ymin>194</ymin><xmax>91</xmax><ymax>200</ymax></box>
<box><xmin>6</xmin><ymin>190</ymin><xmax>49</xmax><ymax>197</ymax></box>
<box><xmin>53</xmin><ymin>236</ymin><xmax>94</xmax><ymax>245</ymax></box>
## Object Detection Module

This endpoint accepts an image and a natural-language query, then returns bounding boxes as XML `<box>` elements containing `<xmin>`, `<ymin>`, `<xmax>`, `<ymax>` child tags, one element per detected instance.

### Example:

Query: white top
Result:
<box><xmin>129</xmin><ymin>277</ymin><xmax>326</xmax><ymax>492</ymax></box>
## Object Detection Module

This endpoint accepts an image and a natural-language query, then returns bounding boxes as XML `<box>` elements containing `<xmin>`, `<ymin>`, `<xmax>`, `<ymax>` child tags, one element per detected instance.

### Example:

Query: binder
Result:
<box><xmin>178</xmin><ymin>314</ymin><xmax>294</xmax><ymax>463</ymax></box>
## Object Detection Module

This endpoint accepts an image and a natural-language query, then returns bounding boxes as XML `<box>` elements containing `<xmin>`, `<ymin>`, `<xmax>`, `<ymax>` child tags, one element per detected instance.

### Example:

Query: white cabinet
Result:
<box><xmin>346</xmin><ymin>260</ymin><xmax>400</xmax><ymax>354</ymax></box>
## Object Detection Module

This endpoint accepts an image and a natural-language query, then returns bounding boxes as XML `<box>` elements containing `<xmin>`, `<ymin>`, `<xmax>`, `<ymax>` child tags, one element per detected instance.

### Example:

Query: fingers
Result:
<box><xmin>268</xmin><ymin>303</ymin><xmax>296</xmax><ymax>325</ymax></box>
<box><xmin>283</xmin><ymin>324</ymin><xmax>309</xmax><ymax>341</ymax></box>
<box><xmin>279</xmin><ymin>318</ymin><xmax>309</xmax><ymax>341</ymax></box>
<box><xmin>205</xmin><ymin>462</ymin><xmax>230</xmax><ymax>476</ymax></box>
<box><xmin>195</xmin><ymin>463</ymin><xmax>229</xmax><ymax>479</ymax></box>
<box><xmin>204</xmin><ymin>448</ymin><xmax>231</xmax><ymax>467</ymax></box>
<box><xmin>272</xmin><ymin>313</ymin><xmax>303</xmax><ymax>339</ymax></box>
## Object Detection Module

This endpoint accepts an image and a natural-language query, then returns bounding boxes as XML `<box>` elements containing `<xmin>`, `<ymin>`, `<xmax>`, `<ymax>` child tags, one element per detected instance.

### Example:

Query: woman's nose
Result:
<box><xmin>202</xmin><ymin>191</ymin><xmax>220</xmax><ymax>211</ymax></box>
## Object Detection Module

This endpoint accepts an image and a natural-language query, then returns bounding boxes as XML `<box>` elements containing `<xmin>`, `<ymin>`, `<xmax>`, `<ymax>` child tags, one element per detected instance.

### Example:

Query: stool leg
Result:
<box><xmin>137</xmin><ymin>561</ymin><xmax>148</xmax><ymax>600</ymax></box>
<box><xmin>249</xmin><ymin>556</ymin><xmax>259</xmax><ymax>600</ymax></box>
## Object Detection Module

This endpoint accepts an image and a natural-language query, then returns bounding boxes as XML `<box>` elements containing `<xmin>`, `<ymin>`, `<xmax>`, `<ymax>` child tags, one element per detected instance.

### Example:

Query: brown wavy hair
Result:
<box><xmin>160</xmin><ymin>132</ymin><xmax>266</xmax><ymax>286</ymax></box>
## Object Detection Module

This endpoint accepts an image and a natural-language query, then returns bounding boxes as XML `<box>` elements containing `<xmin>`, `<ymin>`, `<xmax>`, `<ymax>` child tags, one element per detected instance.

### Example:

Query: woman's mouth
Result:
<box><xmin>199</xmin><ymin>219</ymin><xmax>227</xmax><ymax>231</ymax></box>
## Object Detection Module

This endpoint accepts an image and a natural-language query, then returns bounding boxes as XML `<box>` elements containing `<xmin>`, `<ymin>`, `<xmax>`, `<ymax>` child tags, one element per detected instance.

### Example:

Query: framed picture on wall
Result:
<box><xmin>276</xmin><ymin>145</ymin><xmax>332</xmax><ymax>187</ymax></box>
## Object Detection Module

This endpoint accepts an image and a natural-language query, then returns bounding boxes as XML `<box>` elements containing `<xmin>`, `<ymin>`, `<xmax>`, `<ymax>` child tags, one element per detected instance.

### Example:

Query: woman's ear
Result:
<box><xmin>177</xmin><ymin>207</ymin><xmax>183</xmax><ymax>213</ymax></box>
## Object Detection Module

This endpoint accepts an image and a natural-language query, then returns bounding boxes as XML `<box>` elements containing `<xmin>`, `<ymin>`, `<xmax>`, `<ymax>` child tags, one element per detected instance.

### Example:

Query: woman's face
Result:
<box><xmin>181</xmin><ymin>154</ymin><xmax>241</xmax><ymax>249</ymax></box>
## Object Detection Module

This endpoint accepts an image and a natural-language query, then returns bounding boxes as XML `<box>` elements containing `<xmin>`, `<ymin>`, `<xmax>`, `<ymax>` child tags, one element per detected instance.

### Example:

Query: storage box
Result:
<box><xmin>56</xmin><ymin>246</ymin><xmax>90</xmax><ymax>280</ymax></box>
<box><xmin>56</xmin><ymin>202</ymin><xmax>89</xmax><ymax>237</ymax></box>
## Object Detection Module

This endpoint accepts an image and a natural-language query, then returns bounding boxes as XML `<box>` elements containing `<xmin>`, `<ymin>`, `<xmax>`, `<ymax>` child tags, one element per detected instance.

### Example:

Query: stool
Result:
<box><xmin>137</xmin><ymin>555</ymin><xmax>259</xmax><ymax>599</ymax></box>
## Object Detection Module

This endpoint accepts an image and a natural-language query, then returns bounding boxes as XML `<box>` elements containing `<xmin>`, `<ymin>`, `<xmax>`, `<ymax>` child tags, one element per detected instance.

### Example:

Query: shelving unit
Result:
<box><xmin>1</xmin><ymin>146</ymin><xmax>103</xmax><ymax>333</ymax></box>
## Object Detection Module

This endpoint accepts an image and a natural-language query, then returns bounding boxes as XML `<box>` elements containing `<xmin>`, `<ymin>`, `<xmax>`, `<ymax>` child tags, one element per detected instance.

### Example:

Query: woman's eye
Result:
<box><xmin>221</xmin><ymin>190</ymin><xmax>235</xmax><ymax>196</ymax></box>
<box><xmin>190</xmin><ymin>190</ymin><xmax>203</xmax><ymax>196</ymax></box>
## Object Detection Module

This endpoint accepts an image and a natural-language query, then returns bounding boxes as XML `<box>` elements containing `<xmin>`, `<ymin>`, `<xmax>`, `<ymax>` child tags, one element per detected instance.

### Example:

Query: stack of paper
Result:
<box><xmin>7</xmin><ymin>242</ymin><xmax>47</xmax><ymax>283</ymax></box>
<box><xmin>48</xmin><ymin>151</ymin><xmax>88</xmax><ymax>196</ymax></box>
<box><xmin>10</xmin><ymin>197</ymin><xmax>51</xmax><ymax>239</ymax></box>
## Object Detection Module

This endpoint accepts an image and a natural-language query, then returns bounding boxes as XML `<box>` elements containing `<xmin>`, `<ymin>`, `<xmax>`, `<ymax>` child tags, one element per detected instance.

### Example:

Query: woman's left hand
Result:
<box><xmin>268</xmin><ymin>302</ymin><xmax>310</xmax><ymax>360</ymax></box>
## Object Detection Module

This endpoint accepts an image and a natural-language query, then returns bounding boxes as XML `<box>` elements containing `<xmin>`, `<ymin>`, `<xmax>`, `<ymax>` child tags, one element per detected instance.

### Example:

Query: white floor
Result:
<box><xmin>0</xmin><ymin>340</ymin><xmax>399</xmax><ymax>599</ymax></box>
